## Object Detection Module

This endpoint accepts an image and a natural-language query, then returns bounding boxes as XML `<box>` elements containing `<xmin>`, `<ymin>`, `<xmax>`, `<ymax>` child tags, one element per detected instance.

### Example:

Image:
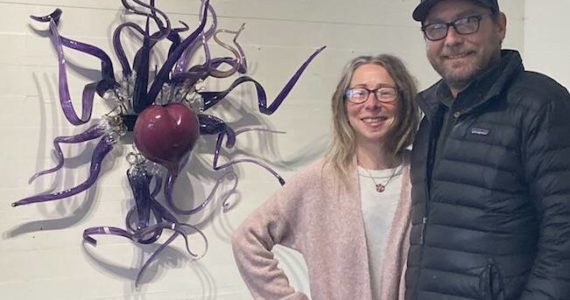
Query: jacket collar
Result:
<box><xmin>417</xmin><ymin>49</ymin><xmax>525</xmax><ymax>120</ymax></box>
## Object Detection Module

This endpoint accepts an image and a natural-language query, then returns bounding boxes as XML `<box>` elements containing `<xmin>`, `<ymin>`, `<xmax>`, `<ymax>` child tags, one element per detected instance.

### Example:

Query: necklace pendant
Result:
<box><xmin>375</xmin><ymin>184</ymin><xmax>386</xmax><ymax>193</ymax></box>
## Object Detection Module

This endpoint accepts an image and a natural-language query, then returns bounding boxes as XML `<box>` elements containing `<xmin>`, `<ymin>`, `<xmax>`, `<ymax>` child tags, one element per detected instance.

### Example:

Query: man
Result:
<box><xmin>406</xmin><ymin>0</ymin><xmax>570</xmax><ymax>299</ymax></box>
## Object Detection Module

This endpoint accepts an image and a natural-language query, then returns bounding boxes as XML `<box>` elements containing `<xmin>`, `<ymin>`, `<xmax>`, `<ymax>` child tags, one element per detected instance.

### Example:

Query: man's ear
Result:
<box><xmin>497</xmin><ymin>12</ymin><xmax>507</xmax><ymax>41</ymax></box>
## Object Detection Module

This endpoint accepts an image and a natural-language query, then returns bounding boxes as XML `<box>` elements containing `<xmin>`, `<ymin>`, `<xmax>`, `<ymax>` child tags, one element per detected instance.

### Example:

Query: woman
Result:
<box><xmin>232</xmin><ymin>54</ymin><xmax>419</xmax><ymax>299</ymax></box>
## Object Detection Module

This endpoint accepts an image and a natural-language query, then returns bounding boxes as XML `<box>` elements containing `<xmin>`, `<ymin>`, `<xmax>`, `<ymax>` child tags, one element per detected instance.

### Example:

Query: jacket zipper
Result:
<box><xmin>420</xmin><ymin>110</ymin><xmax>462</xmax><ymax>245</ymax></box>
<box><xmin>420</xmin><ymin>109</ymin><xmax>444</xmax><ymax>244</ymax></box>
<box><xmin>419</xmin><ymin>217</ymin><xmax>428</xmax><ymax>245</ymax></box>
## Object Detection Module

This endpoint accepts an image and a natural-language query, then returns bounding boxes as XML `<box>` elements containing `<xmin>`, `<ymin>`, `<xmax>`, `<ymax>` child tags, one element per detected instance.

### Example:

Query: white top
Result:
<box><xmin>358</xmin><ymin>165</ymin><xmax>403</xmax><ymax>300</ymax></box>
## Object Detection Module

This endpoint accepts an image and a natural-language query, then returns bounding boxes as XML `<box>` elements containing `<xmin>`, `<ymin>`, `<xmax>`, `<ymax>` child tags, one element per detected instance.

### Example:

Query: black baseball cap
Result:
<box><xmin>412</xmin><ymin>0</ymin><xmax>500</xmax><ymax>21</ymax></box>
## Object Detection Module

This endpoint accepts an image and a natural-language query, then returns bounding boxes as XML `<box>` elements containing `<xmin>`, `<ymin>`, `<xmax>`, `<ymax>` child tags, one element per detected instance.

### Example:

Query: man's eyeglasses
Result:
<box><xmin>422</xmin><ymin>14</ymin><xmax>492</xmax><ymax>41</ymax></box>
<box><xmin>345</xmin><ymin>87</ymin><xmax>398</xmax><ymax>104</ymax></box>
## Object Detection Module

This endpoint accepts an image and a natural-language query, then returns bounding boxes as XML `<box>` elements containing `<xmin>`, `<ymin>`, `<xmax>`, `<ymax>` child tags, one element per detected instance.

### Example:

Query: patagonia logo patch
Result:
<box><xmin>471</xmin><ymin>127</ymin><xmax>490</xmax><ymax>136</ymax></box>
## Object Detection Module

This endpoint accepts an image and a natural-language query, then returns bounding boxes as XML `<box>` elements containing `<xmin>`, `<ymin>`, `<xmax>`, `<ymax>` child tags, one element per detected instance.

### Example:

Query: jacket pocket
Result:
<box><xmin>479</xmin><ymin>261</ymin><xmax>504</xmax><ymax>300</ymax></box>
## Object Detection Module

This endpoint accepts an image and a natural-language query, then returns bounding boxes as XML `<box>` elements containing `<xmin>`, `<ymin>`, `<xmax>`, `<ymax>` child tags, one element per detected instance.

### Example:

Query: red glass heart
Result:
<box><xmin>134</xmin><ymin>103</ymin><xmax>200</xmax><ymax>174</ymax></box>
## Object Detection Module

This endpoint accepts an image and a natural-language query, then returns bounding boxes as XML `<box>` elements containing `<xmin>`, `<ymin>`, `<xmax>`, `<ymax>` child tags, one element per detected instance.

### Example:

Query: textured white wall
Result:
<box><xmin>0</xmin><ymin>0</ymin><xmax>524</xmax><ymax>299</ymax></box>
<box><xmin>524</xmin><ymin>0</ymin><xmax>570</xmax><ymax>88</ymax></box>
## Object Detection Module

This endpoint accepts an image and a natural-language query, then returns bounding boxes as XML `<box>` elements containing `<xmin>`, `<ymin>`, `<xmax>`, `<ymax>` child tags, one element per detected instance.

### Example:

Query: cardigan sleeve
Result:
<box><xmin>231</xmin><ymin>173</ymin><xmax>310</xmax><ymax>300</ymax></box>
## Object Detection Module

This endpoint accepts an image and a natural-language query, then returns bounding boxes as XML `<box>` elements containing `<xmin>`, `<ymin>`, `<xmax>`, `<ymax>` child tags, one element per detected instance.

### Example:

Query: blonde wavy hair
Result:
<box><xmin>325</xmin><ymin>54</ymin><xmax>420</xmax><ymax>181</ymax></box>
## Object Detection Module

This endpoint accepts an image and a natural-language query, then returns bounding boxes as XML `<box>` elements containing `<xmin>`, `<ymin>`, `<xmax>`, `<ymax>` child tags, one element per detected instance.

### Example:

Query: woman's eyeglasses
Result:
<box><xmin>345</xmin><ymin>87</ymin><xmax>398</xmax><ymax>104</ymax></box>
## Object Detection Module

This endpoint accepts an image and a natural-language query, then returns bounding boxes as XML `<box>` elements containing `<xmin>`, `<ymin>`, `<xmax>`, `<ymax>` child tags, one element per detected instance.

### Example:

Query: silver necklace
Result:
<box><xmin>361</xmin><ymin>165</ymin><xmax>400</xmax><ymax>193</ymax></box>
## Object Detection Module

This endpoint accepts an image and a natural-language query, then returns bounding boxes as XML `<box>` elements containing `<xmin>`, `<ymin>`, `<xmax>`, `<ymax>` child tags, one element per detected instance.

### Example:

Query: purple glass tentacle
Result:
<box><xmin>207</xmin><ymin>55</ymin><xmax>238</xmax><ymax>79</ymax></box>
<box><xmin>87</xmin><ymin>81</ymin><xmax>110</xmax><ymax>119</ymax></box>
<box><xmin>200</xmin><ymin>0</ymin><xmax>218</xmax><ymax>41</ymax></box>
<box><xmin>81</xmin><ymin>81</ymin><xmax>103</xmax><ymax>111</ymax></box>
<box><xmin>196</xmin><ymin>57</ymin><xmax>240</xmax><ymax>81</ymax></box>
<box><xmin>199</xmin><ymin>76</ymin><xmax>263</xmax><ymax>111</ymax></box>
<box><xmin>130</xmin><ymin>222</ymin><xmax>177</xmax><ymax>247</ymax></box>
<box><xmin>113</xmin><ymin>22</ymin><xmax>145</xmax><ymax>76</ymax></box>
<box><xmin>146</xmin><ymin>0</ymin><xmax>160</xmax><ymax>27</ymax></box>
<box><xmin>163</xmin><ymin>149</ymin><xmax>225</xmax><ymax>215</ymax></box>
<box><xmin>216</xmin><ymin>126</ymin><xmax>286</xmax><ymax>186</ymax></box>
<box><xmin>233</xmin><ymin>24</ymin><xmax>248</xmax><ymax>74</ymax></box>
<box><xmin>134</xmin><ymin>222</ymin><xmax>208</xmax><ymax>286</ymax></box>
<box><xmin>30</xmin><ymin>9</ymin><xmax>62</xmax><ymax>23</ymax></box>
<box><xmin>134</xmin><ymin>0</ymin><xmax>171</xmax><ymax>38</ymax></box>
<box><xmin>198</xmin><ymin>114</ymin><xmax>236</xmax><ymax>147</ymax></box>
<box><xmin>199</xmin><ymin>46</ymin><xmax>325</xmax><ymax>115</ymax></box>
<box><xmin>136</xmin><ymin>0</ymin><xmax>171</xmax><ymax>31</ymax></box>
<box><xmin>121</xmin><ymin>0</ymin><xmax>170</xmax><ymax>34</ymax></box>
<box><xmin>163</xmin><ymin>173</ymin><xmax>179</xmax><ymax>213</ymax></box>
<box><xmin>202</xmin><ymin>33</ymin><xmax>213</xmax><ymax>73</ymax></box>
<box><xmin>219</xmin><ymin>171</ymin><xmax>239</xmax><ymax>211</ymax></box>
<box><xmin>12</xmin><ymin>137</ymin><xmax>114</xmax><ymax>207</ymax></box>
<box><xmin>58</xmin><ymin>36</ymin><xmax>116</xmax><ymax>85</ymax></box>
<box><xmin>211</xmin><ymin>132</ymin><xmax>285</xmax><ymax>185</ymax></box>
<box><xmin>176</xmin><ymin>171</ymin><xmax>235</xmax><ymax>214</ymax></box>
<box><xmin>206</xmin><ymin>170</ymin><xmax>238</xmax><ymax>212</ymax></box>
<box><xmin>164</xmin><ymin>173</ymin><xmax>207</xmax><ymax>215</ymax></box>
<box><xmin>149</xmin><ymin>198</ymin><xmax>176</xmax><ymax>223</ymax></box>
<box><xmin>135</xmin><ymin>176</ymin><xmax>166</xmax><ymax>244</ymax></box>
<box><xmin>174</xmin><ymin>21</ymin><xmax>190</xmax><ymax>33</ymax></box>
<box><xmin>173</xmin><ymin>2</ymin><xmax>217</xmax><ymax>75</ymax></box>
<box><xmin>165</xmin><ymin>30</ymin><xmax>182</xmax><ymax>58</ymax></box>
<box><xmin>165</xmin><ymin>22</ymin><xmax>191</xmax><ymax>59</ymax></box>
<box><xmin>150</xmin><ymin>173</ymin><xmax>162</xmax><ymax>197</ymax></box>
<box><xmin>234</xmin><ymin>126</ymin><xmax>285</xmax><ymax>136</ymax></box>
<box><xmin>165</xmin><ymin>21</ymin><xmax>191</xmax><ymax>53</ymax></box>
<box><xmin>28</xmin><ymin>123</ymin><xmax>106</xmax><ymax>183</ymax></box>
<box><xmin>125</xmin><ymin>204</ymin><xmax>164</xmax><ymax>245</ymax></box>
<box><xmin>132</xmin><ymin>18</ymin><xmax>151</xmax><ymax>113</ymax></box>
<box><xmin>214</xmin><ymin>157</ymin><xmax>285</xmax><ymax>185</ymax></box>
<box><xmin>174</xmin><ymin>223</ymin><xmax>209</xmax><ymax>258</ymax></box>
<box><xmin>48</xmin><ymin>20</ymin><xmax>95</xmax><ymax>125</ymax></box>
<box><xmin>134</xmin><ymin>226</ymin><xmax>163</xmax><ymax>245</ymax></box>
<box><xmin>208</xmin><ymin>25</ymin><xmax>247</xmax><ymax>78</ymax></box>
<box><xmin>197</xmin><ymin>114</ymin><xmax>226</xmax><ymax>134</ymax></box>
<box><xmin>126</xmin><ymin>167</ymin><xmax>166</xmax><ymax>245</ymax></box>
<box><xmin>135</xmin><ymin>230</ymin><xmax>178</xmax><ymax>286</ymax></box>
<box><xmin>85</xmin><ymin>220</ymin><xmax>207</xmax><ymax>287</ymax></box>
<box><xmin>113</xmin><ymin>20</ymin><xmax>171</xmax><ymax>80</ymax></box>
<box><xmin>259</xmin><ymin>46</ymin><xmax>325</xmax><ymax>114</ymax></box>
<box><xmin>169</xmin><ymin>68</ymin><xmax>207</xmax><ymax>86</ymax></box>
<box><xmin>172</xmin><ymin>36</ymin><xmax>200</xmax><ymax>76</ymax></box>
<box><xmin>126</xmin><ymin>189</ymin><xmax>167</xmax><ymax>228</ymax></box>
<box><xmin>42</xmin><ymin>18</ymin><xmax>117</xmax><ymax>85</ymax></box>
<box><xmin>125</xmin><ymin>208</ymin><xmax>139</xmax><ymax>232</ymax></box>
<box><xmin>145</xmin><ymin>0</ymin><xmax>210</xmax><ymax>104</ymax></box>
<box><xmin>127</xmin><ymin>167</ymin><xmax>152</xmax><ymax>229</ymax></box>
<box><xmin>209</xmin><ymin>57</ymin><xmax>236</xmax><ymax>69</ymax></box>
<box><xmin>83</xmin><ymin>226</ymin><xmax>133</xmax><ymax>246</ymax></box>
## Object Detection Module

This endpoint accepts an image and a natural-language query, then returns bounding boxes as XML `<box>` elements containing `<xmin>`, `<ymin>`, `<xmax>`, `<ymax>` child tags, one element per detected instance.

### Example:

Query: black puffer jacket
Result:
<box><xmin>406</xmin><ymin>50</ymin><xmax>570</xmax><ymax>300</ymax></box>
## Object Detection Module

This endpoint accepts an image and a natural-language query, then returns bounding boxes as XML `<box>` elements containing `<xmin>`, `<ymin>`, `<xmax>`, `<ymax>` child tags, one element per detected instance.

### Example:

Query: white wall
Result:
<box><xmin>0</xmin><ymin>1</ymin><xmax>525</xmax><ymax>299</ymax></box>
<box><xmin>524</xmin><ymin>0</ymin><xmax>570</xmax><ymax>88</ymax></box>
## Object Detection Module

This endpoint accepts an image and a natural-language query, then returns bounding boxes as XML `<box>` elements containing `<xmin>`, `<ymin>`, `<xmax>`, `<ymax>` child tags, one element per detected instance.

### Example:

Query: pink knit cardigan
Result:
<box><xmin>232</xmin><ymin>156</ymin><xmax>411</xmax><ymax>299</ymax></box>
